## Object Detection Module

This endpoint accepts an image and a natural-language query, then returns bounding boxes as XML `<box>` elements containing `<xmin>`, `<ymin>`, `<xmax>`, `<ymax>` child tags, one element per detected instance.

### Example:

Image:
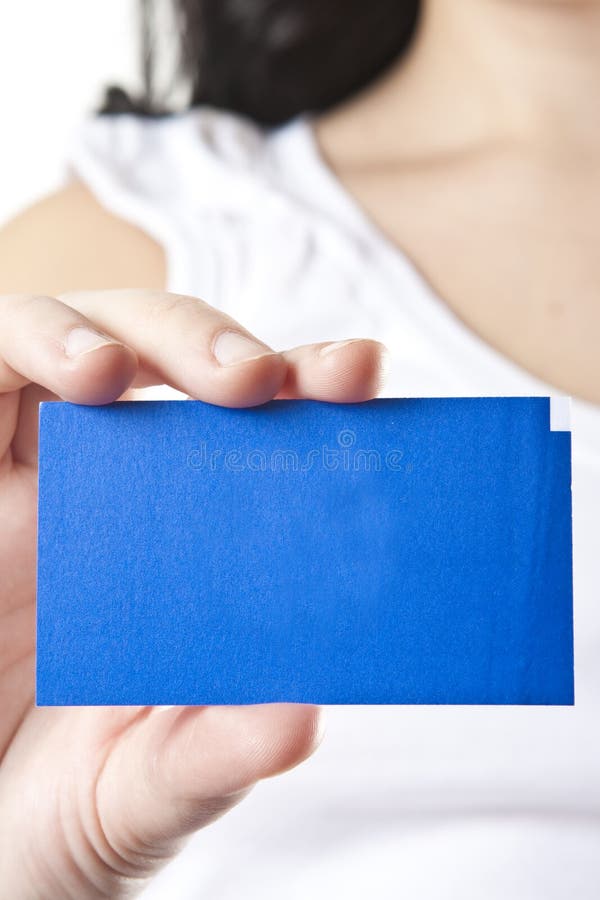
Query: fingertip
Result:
<box><xmin>268</xmin><ymin>703</ymin><xmax>326</xmax><ymax>775</ymax></box>
<box><xmin>320</xmin><ymin>339</ymin><xmax>388</xmax><ymax>400</ymax></box>
<box><xmin>282</xmin><ymin>338</ymin><xmax>388</xmax><ymax>402</ymax></box>
<box><xmin>160</xmin><ymin>702</ymin><xmax>324</xmax><ymax>797</ymax></box>
<box><xmin>58</xmin><ymin>342</ymin><xmax>139</xmax><ymax>405</ymax></box>
<box><xmin>217</xmin><ymin>702</ymin><xmax>324</xmax><ymax>785</ymax></box>
<box><xmin>190</xmin><ymin>351</ymin><xmax>289</xmax><ymax>408</ymax></box>
<box><xmin>229</xmin><ymin>353</ymin><xmax>289</xmax><ymax>407</ymax></box>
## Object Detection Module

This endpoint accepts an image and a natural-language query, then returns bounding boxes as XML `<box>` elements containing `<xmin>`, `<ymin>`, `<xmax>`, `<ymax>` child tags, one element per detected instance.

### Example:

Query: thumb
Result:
<box><xmin>94</xmin><ymin>703</ymin><xmax>323</xmax><ymax>871</ymax></box>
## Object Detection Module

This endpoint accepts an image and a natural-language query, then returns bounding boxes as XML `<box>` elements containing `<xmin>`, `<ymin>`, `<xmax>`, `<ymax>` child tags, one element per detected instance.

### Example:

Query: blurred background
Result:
<box><xmin>0</xmin><ymin>0</ymin><xmax>142</xmax><ymax>224</ymax></box>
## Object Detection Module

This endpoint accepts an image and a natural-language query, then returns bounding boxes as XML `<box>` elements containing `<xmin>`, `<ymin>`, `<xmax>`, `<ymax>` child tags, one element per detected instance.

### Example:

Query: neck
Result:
<box><xmin>327</xmin><ymin>0</ymin><xmax>600</xmax><ymax>160</ymax></box>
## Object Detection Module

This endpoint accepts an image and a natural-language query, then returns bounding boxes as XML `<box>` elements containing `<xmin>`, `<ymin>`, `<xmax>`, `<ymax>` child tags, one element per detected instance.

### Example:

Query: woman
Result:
<box><xmin>1</xmin><ymin>1</ymin><xmax>599</xmax><ymax>897</ymax></box>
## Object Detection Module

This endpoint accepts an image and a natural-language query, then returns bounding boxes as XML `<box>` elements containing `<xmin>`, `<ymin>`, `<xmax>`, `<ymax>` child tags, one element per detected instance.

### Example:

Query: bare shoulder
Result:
<box><xmin>0</xmin><ymin>181</ymin><xmax>165</xmax><ymax>296</ymax></box>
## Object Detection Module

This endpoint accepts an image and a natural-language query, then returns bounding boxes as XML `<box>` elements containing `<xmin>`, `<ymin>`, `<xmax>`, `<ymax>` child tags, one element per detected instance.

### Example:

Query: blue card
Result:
<box><xmin>36</xmin><ymin>398</ymin><xmax>573</xmax><ymax>706</ymax></box>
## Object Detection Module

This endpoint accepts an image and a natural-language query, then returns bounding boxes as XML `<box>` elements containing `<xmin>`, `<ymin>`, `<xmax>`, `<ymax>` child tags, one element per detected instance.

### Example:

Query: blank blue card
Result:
<box><xmin>36</xmin><ymin>397</ymin><xmax>573</xmax><ymax>706</ymax></box>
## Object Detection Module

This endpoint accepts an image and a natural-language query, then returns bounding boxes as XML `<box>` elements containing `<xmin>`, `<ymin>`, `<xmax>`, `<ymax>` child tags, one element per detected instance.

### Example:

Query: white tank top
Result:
<box><xmin>68</xmin><ymin>108</ymin><xmax>600</xmax><ymax>900</ymax></box>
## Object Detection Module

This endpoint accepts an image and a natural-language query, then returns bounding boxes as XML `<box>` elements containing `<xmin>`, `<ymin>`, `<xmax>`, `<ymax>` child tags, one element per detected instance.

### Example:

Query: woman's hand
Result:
<box><xmin>0</xmin><ymin>289</ymin><xmax>386</xmax><ymax>899</ymax></box>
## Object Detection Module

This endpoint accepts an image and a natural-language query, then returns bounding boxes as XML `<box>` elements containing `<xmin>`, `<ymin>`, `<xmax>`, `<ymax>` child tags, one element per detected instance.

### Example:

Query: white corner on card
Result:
<box><xmin>550</xmin><ymin>396</ymin><xmax>572</xmax><ymax>432</ymax></box>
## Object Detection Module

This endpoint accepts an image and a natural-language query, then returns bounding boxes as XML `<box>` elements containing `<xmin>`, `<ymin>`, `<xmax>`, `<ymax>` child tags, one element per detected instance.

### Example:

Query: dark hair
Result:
<box><xmin>101</xmin><ymin>0</ymin><xmax>420</xmax><ymax>126</ymax></box>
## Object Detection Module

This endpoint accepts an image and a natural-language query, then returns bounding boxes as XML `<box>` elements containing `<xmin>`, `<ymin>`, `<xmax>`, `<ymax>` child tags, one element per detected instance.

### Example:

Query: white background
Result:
<box><xmin>0</xmin><ymin>0</ymin><xmax>140</xmax><ymax>226</ymax></box>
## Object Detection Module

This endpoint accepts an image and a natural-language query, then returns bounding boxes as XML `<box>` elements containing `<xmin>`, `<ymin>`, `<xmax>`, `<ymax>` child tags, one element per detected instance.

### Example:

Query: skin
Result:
<box><xmin>315</xmin><ymin>0</ymin><xmax>600</xmax><ymax>403</ymax></box>
<box><xmin>0</xmin><ymin>282</ymin><xmax>385</xmax><ymax>899</ymax></box>
<box><xmin>0</xmin><ymin>0</ymin><xmax>598</xmax><ymax>896</ymax></box>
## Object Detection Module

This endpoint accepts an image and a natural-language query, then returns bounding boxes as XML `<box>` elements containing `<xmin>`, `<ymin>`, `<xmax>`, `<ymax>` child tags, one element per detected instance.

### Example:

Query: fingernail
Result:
<box><xmin>64</xmin><ymin>326</ymin><xmax>117</xmax><ymax>358</ymax></box>
<box><xmin>213</xmin><ymin>330</ymin><xmax>273</xmax><ymax>366</ymax></box>
<box><xmin>319</xmin><ymin>339</ymin><xmax>363</xmax><ymax>357</ymax></box>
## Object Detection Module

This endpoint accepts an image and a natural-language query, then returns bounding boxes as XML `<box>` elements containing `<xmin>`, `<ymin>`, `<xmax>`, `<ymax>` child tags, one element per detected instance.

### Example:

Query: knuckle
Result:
<box><xmin>1</xmin><ymin>293</ymin><xmax>54</xmax><ymax>314</ymax></box>
<box><xmin>144</xmin><ymin>292</ymin><xmax>242</xmax><ymax>339</ymax></box>
<box><xmin>0</xmin><ymin>294</ymin><xmax>61</xmax><ymax>332</ymax></box>
<box><xmin>147</xmin><ymin>291</ymin><xmax>207</xmax><ymax>322</ymax></box>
